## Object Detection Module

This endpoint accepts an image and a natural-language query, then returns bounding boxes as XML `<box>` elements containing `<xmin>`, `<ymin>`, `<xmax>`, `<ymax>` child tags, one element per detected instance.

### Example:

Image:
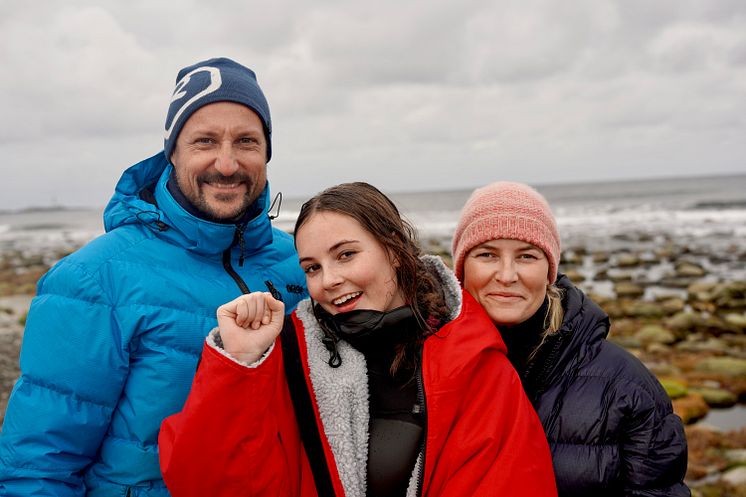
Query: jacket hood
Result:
<box><xmin>421</xmin><ymin>254</ymin><xmax>462</xmax><ymax>322</ymax></box>
<box><xmin>103</xmin><ymin>151</ymin><xmax>273</xmax><ymax>257</ymax></box>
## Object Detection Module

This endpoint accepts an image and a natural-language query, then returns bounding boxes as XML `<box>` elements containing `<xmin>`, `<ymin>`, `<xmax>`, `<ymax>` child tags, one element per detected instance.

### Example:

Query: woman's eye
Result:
<box><xmin>475</xmin><ymin>251</ymin><xmax>495</xmax><ymax>259</ymax></box>
<box><xmin>518</xmin><ymin>253</ymin><xmax>539</xmax><ymax>260</ymax></box>
<box><xmin>339</xmin><ymin>250</ymin><xmax>356</xmax><ymax>260</ymax></box>
<box><xmin>303</xmin><ymin>264</ymin><xmax>320</xmax><ymax>274</ymax></box>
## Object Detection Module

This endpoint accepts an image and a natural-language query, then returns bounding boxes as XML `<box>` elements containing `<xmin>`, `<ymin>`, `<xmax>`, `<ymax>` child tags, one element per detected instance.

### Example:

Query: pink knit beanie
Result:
<box><xmin>452</xmin><ymin>181</ymin><xmax>561</xmax><ymax>283</ymax></box>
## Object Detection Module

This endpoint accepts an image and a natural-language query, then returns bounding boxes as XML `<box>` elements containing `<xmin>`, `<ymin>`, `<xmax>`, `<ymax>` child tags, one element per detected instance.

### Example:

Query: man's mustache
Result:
<box><xmin>197</xmin><ymin>172</ymin><xmax>251</xmax><ymax>185</ymax></box>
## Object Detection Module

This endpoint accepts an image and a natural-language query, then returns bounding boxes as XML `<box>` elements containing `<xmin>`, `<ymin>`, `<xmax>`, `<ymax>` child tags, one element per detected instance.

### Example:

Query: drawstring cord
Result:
<box><xmin>268</xmin><ymin>192</ymin><xmax>283</xmax><ymax>220</ymax></box>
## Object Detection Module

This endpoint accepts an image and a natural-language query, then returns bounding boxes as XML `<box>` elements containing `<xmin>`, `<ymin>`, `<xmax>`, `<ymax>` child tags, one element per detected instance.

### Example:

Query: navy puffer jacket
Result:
<box><xmin>519</xmin><ymin>275</ymin><xmax>689</xmax><ymax>497</ymax></box>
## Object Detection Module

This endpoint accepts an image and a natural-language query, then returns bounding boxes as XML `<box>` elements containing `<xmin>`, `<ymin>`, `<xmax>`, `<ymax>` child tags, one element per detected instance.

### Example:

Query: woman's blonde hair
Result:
<box><xmin>527</xmin><ymin>283</ymin><xmax>565</xmax><ymax>363</ymax></box>
<box><xmin>545</xmin><ymin>283</ymin><xmax>564</xmax><ymax>333</ymax></box>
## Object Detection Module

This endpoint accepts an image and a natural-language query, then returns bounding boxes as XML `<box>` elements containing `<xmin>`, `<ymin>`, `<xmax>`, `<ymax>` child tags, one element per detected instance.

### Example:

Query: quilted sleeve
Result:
<box><xmin>0</xmin><ymin>260</ymin><xmax>130</xmax><ymax>497</ymax></box>
<box><xmin>620</xmin><ymin>371</ymin><xmax>690</xmax><ymax>497</ymax></box>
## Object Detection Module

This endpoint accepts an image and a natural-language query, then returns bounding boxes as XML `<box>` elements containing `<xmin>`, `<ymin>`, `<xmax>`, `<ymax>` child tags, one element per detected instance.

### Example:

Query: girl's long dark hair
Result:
<box><xmin>294</xmin><ymin>182</ymin><xmax>449</xmax><ymax>373</ymax></box>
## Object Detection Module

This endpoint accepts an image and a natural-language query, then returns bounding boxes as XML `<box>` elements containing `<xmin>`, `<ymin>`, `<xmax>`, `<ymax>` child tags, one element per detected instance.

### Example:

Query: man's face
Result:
<box><xmin>170</xmin><ymin>102</ymin><xmax>268</xmax><ymax>221</ymax></box>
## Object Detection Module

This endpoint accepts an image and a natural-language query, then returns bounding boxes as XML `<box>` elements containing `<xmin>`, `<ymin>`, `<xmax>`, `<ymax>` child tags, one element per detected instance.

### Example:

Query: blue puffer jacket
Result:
<box><xmin>0</xmin><ymin>151</ymin><xmax>308</xmax><ymax>496</ymax></box>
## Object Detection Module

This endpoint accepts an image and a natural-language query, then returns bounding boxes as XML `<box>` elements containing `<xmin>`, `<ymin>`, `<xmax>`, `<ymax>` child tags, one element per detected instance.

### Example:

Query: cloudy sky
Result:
<box><xmin>2</xmin><ymin>0</ymin><xmax>744</xmax><ymax>210</ymax></box>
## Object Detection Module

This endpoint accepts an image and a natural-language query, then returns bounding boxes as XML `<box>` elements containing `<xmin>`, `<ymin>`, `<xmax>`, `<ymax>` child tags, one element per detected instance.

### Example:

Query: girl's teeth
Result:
<box><xmin>334</xmin><ymin>292</ymin><xmax>361</xmax><ymax>305</ymax></box>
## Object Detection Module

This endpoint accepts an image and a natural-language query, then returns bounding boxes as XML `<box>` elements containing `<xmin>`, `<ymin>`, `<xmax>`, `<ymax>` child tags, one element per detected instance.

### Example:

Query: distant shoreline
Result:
<box><xmin>0</xmin><ymin>206</ymin><xmax>99</xmax><ymax>216</ymax></box>
<box><xmin>3</xmin><ymin>171</ymin><xmax>746</xmax><ymax>214</ymax></box>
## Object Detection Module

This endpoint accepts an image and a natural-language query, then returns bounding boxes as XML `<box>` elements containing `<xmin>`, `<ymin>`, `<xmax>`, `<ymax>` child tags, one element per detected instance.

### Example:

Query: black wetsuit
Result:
<box><xmin>334</xmin><ymin>306</ymin><xmax>424</xmax><ymax>497</ymax></box>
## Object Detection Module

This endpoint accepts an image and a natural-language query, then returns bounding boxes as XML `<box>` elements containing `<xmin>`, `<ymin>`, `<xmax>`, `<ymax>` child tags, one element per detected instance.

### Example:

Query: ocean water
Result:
<box><xmin>277</xmin><ymin>174</ymin><xmax>746</xmax><ymax>255</ymax></box>
<box><xmin>2</xmin><ymin>174</ymin><xmax>746</xmax><ymax>271</ymax></box>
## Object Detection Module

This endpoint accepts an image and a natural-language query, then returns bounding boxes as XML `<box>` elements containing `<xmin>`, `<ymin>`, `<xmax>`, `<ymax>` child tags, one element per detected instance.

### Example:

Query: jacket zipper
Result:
<box><xmin>415</xmin><ymin>348</ymin><xmax>428</xmax><ymax>497</ymax></box>
<box><xmin>222</xmin><ymin>224</ymin><xmax>251</xmax><ymax>294</ymax></box>
<box><xmin>524</xmin><ymin>332</ymin><xmax>564</xmax><ymax>404</ymax></box>
<box><xmin>236</xmin><ymin>223</ymin><xmax>247</xmax><ymax>267</ymax></box>
<box><xmin>530</xmin><ymin>332</ymin><xmax>571</xmax><ymax>433</ymax></box>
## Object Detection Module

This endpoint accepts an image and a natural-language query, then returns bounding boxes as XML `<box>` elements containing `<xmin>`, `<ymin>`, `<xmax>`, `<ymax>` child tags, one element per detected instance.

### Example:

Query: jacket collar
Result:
<box><xmin>104</xmin><ymin>151</ymin><xmax>273</xmax><ymax>257</ymax></box>
<box><xmin>525</xmin><ymin>274</ymin><xmax>610</xmax><ymax>392</ymax></box>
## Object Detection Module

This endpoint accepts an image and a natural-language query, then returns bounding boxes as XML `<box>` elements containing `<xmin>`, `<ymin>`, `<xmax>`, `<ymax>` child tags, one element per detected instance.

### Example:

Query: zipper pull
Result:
<box><xmin>268</xmin><ymin>191</ymin><xmax>283</xmax><ymax>220</ymax></box>
<box><xmin>235</xmin><ymin>224</ymin><xmax>247</xmax><ymax>267</ymax></box>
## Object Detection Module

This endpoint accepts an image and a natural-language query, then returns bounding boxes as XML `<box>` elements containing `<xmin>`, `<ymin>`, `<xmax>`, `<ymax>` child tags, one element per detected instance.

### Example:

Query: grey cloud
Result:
<box><xmin>1</xmin><ymin>0</ymin><xmax>745</xmax><ymax>210</ymax></box>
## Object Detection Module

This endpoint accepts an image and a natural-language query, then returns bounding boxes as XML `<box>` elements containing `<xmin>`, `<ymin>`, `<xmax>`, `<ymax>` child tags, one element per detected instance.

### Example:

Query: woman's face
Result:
<box><xmin>463</xmin><ymin>239</ymin><xmax>550</xmax><ymax>327</ymax></box>
<box><xmin>296</xmin><ymin>211</ymin><xmax>405</xmax><ymax>315</ymax></box>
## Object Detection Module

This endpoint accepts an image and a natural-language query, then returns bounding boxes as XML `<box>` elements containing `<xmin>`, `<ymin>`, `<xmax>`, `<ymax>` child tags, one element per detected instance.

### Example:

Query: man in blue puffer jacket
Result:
<box><xmin>0</xmin><ymin>57</ymin><xmax>308</xmax><ymax>496</ymax></box>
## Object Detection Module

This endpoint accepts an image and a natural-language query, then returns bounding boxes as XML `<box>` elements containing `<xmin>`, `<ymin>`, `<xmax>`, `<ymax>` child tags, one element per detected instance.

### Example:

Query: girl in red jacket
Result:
<box><xmin>159</xmin><ymin>182</ymin><xmax>557</xmax><ymax>497</ymax></box>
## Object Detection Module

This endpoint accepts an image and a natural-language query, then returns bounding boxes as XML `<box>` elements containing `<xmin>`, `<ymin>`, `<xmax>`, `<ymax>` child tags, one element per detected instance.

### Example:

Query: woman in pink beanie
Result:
<box><xmin>453</xmin><ymin>181</ymin><xmax>690</xmax><ymax>497</ymax></box>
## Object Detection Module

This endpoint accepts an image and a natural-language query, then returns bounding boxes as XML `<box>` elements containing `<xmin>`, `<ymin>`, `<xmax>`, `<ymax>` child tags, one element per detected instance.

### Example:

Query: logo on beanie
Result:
<box><xmin>164</xmin><ymin>66</ymin><xmax>222</xmax><ymax>140</ymax></box>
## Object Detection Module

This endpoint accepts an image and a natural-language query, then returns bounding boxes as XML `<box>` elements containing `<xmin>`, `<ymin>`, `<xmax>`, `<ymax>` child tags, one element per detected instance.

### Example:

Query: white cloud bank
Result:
<box><xmin>1</xmin><ymin>0</ymin><xmax>744</xmax><ymax>209</ymax></box>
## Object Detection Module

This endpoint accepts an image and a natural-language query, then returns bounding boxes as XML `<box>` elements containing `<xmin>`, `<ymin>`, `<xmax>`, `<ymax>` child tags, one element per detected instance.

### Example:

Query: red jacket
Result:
<box><xmin>160</xmin><ymin>276</ymin><xmax>556</xmax><ymax>496</ymax></box>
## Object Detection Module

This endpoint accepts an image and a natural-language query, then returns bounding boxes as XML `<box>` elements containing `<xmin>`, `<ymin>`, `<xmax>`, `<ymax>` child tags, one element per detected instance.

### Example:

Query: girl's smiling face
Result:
<box><xmin>296</xmin><ymin>211</ymin><xmax>405</xmax><ymax>315</ymax></box>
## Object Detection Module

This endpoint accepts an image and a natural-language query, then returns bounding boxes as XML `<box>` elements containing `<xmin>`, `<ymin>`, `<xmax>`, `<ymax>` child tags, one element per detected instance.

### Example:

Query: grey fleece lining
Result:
<box><xmin>206</xmin><ymin>328</ymin><xmax>274</xmax><ymax>368</ymax></box>
<box><xmin>297</xmin><ymin>254</ymin><xmax>462</xmax><ymax>497</ymax></box>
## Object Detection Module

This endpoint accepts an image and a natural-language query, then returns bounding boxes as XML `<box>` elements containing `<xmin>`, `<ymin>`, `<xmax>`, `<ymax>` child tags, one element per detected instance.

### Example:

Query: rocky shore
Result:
<box><xmin>2</xmin><ymin>234</ymin><xmax>746</xmax><ymax>495</ymax></box>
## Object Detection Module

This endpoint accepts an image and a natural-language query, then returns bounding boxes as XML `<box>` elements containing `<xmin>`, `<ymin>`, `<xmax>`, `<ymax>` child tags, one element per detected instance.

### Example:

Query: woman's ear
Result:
<box><xmin>387</xmin><ymin>243</ymin><xmax>401</xmax><ymax>269</ymax></box>
<box><xmin>392</xmin><ymin>256</ymin><xmax>401</xmax><ymax>269</ymax></box>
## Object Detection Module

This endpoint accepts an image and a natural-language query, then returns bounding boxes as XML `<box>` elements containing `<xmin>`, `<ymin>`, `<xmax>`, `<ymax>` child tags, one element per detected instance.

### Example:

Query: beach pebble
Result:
<box><xmin>614</xmin><ymin>281</ymin><xmax>645</xmax><ymax>299</ymax></box>
<box><xmin>661</xmin><ymin>379</ymin><xmax>688</xmax><ymax>399</ymax></box>
<box><xmin>688</xmin><ymin>281</ymin><xmax>719</xmax><ymax>300</ymax></box>
<box><xmin>591</xmin><ymin>251</ymin><xmax>610</xmax><ymax>264</ymax></box>
<box><xmin>666</xmin><ymin>312</ymin><xmax>700</xmax><ymax>332</ymax></box>
<box><xmin>560</xmin><ymin>251</ymin><xmax>583</xmax><ymax>266</ymax></box>
<box><xmin>660</xmin><ymin>277</ymin><xmax>698</xmax><ymax>289</ymax></box>
<box><xmin>646</xmin><ymin>343</ymin><xmax>673</xmax><ymax>355</ymax></box>
<box><xmin>676</xmin><ymin>338</ymin><xmax>729</xmax><ymax>353</ymax></box>
<box><xmin>645</xmin><ymin>361</ymin><xmax>682</xmax><ymax>377</ymax></box>
<box><xmin>623</xmin><ymin>301</ymin><xmax>666</xmax><ymax>319</ymax></box>
<box><xmin>562</xmin><ymin>269</ymin><xmax>585</xmax><ymax>283</ymax></box>
<box><xmin>659</xmin><ymin>298</ymin><xmax>686</xmax><ymax>315</ymax></box>
<box><xmin>654</xmin><ymin>245</ymin><xmax>678</xmax><ymax>259</ymax></box>
<box><xmin>608</xmin><ymin>335</ymin><xmax>642</xmax><ymax>349</ymax></box>
<box><xmin>639</xmin><ymin>251</ymin><xmax>660</xmax><ymax>264</ymax></box>
<box><xmin>636</xmin><ymin>325</ymin><xmax>676</xmax><ymax>345</ymax></box>
<box><xmin>607</xmin><ymin>270</ymin><xmax>634</xmax><ymax>282</ymax></box>
<box><xmin>724</xmin><ymin>449</ymin><xmax>746</xmax><ymax>465</ymax></box>
<box><xmin>616</xmin><ymin>253</ymin><xmax>641</xmax><ymax>267</ymax></box>
<box><xmin>695</xmin><ymin>357</ymin><xmax>746</xmax><ymax>377</ymax></box>
<box><xmin>724</xmin><ymin>313</ymin><xmax>746</xmax><ymax>332</ymax></box>
<box><xmin>673</xmin><ymin>393</ymin><xmax>710</xmax><ymax>424</ymax></box>
<box><xmin>689</xmin><ymin>388</ymin><xmax>737</xmax><ymax>408</ymax></box>
<box><xmin>676</xmin><ymin>261</ymin><xmax>707</xmax><ymax>278</ymax></box>
<box><xmin>722</xmin><ymin>466</ymin><xmax>746</xmax><ymax>486</ymax></box>
<box><xmin>712</xmin><ymin>282</ymin><xmax>746</xmax><ymax>310</ymax></box>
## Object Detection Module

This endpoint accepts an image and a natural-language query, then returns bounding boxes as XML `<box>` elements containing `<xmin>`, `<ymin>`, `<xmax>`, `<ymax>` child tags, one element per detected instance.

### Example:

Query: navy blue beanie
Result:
<box><xmin>163</xmin><ymin>57</ymin><xmax>272</xmax><ymax>162</ymax></box>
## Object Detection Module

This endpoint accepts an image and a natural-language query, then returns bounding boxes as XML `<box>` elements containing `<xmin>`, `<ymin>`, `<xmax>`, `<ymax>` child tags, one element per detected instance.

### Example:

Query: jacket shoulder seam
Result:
<box><xmin>19</xmin><ymin>375</ymin><xmax>117</xmax><ymax>409</ymax></box>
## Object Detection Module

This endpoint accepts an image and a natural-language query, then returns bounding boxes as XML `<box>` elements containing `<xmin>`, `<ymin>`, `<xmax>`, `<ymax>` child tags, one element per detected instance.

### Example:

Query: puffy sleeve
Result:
<box><xmin>0</xmin><ymin>261</ymin><xmax>130</xmax><ymax>497</ymax></box>
<box><xmin>159</xmin><ymin>330</ymin><xmax>308</xmax><ymax>497</ymax></box>
<box><xmin>620</xmin><ymin>371</ymin><xmax>690</xmax><ymax>497</ymax></box>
